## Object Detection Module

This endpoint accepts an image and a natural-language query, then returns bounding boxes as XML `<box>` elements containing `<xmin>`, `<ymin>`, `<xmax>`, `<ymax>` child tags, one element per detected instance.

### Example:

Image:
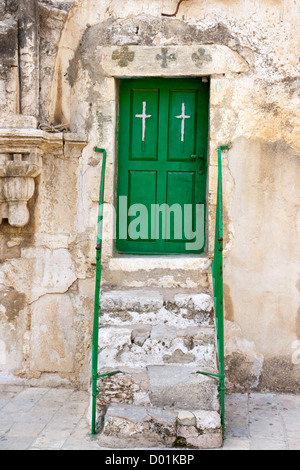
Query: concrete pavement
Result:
<box><xmin>0</xmin><ymin>384</ymin><xmax>300</xmax><ymax>450</ymax></box>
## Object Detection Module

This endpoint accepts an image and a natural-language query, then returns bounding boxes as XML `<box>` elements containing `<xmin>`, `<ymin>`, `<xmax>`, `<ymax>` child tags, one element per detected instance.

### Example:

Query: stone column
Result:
<box><xmin>18</xmin><ymin>0</ymin><xmax>39</xmax><ymax>118</ymax></box>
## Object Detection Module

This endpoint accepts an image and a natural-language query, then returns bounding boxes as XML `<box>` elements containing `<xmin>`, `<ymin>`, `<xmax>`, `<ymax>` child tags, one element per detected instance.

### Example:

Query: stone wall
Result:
<box><xmin>0</xmin><ymin>0</ymin><xmax>299</xmax><ymax>393</ymax></box>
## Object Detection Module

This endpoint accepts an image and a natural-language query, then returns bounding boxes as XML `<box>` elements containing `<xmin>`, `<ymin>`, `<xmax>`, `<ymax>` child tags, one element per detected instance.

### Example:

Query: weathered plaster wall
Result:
<box><xmin>0</xmin><ymin>0</ymin><xmax>299</xmax><ymax>392</ymax></box>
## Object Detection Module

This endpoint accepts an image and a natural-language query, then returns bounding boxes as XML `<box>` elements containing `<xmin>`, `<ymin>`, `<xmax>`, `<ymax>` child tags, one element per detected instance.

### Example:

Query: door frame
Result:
<box><xmin>116</xmin><ymin>77</ymin><xmax>209</xmax><ymax>255</ymax></box>
<box><xmin>92</xmin><ymin>44</ymin><xmax>249</xmax><ymax>267</ymax></box>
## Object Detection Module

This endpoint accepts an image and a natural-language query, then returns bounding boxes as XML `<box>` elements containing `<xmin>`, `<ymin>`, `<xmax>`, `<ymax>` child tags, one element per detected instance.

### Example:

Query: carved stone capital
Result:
<box><xmin>0</xmin><ymin>151</ymin><xmax>42</xmax><ymax>227</ymax></box>
<box><xmin>0</xmin><ymin>128</ymin><xmax>87</xmax><ymax>227</ymax></box>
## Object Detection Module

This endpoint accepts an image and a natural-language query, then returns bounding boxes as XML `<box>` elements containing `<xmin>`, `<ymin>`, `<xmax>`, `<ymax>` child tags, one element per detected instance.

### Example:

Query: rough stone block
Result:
<box><xmin>98</xmin><ymin>325</ymin><xmax>216</xmax><ymax>369</ymax></box>
<box><xmin>150</xmin><ymin>324</ymin><xmax>177</xmax><ymax>340</ymax></box>
<box><xmin>194</xmin><ymin>410</ymin><xmax>221</xmax><ymax>430</ymax></box>
<box><xmin>0</xmin><ymin>115</ymin><xmax>38</xmax><ymax>129</ymax></box>
<box><xmin>100</xmin><ymin>404</ymin><xmax>222</xmax><ymax>449</ymax></box>
<box><xmin>100</xmin><ymin>289</ymin><xmax>214</xmax><ymax>326</ymax></box>
<box><xmin>30</xmin><ymin>294</ymin><xmax>76</xmax><ymax>373</ymax></box>
<box><xmin>177</xmin><ymin>410</ymin><xmax>196</xmax><ymax>426</ymax></box>
<box><xmin>173</xmin><ymin>293</ymin><xmax>212</xmax><ymax>311</ymax></box>
<box><xmin>101</xmin><ymin>289</ymin><xmax>164</xmax><ymax>313</ymax></box>
<box><xmin>147</xmin><ymin>365</ymin><xmax>220</xmax><ymax>411</ymax></box>
<box><xmin>99</xmin><ymin>45</ymin><xmax>249</xmax><ymax>77</ymax></box>
<box><xmin>131</xmin><ymin>325</ymin><xmax>151</xmax><ymax>346</ymax></box>
<box><xmin>97</xmin><ymin>367</ymin><xmax>150</xmax><ymax>406</ymax></box>
<box><xmin>102</xmin><ymin>403</ymin><xmax>178</xmax><ymax>447</ymax></box>
<box><xmin>176</xmin><ymin>423</ymin><xmax>222</xmax><ymax>449</ymax></box>
<box><xmin>170</xmin><ymin>293</ymin><xmax>214</xmax><ymax>325</ymax></box>
<box><xmin>176</xmin><ymin>410</ymin><xmax>222</xmax><ymax>449</ymax></box>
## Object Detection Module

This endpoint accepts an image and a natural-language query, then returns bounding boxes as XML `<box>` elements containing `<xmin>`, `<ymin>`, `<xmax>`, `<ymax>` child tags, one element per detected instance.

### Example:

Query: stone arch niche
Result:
<box><xmin>54</xmin><ymin>7</ymin><xmax>249</xmax><ymax>261</ymax></box>
<box><xmin>97</xmin><ymin>45</ymin><xmax>248</xmax><ymax>259</ymax></box>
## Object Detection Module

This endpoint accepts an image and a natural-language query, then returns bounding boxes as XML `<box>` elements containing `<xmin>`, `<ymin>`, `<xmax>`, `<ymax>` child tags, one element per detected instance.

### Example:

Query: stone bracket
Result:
<box><xmin>0</xmin><ymin>128</ymin><xmax>87</xmax><ymax>227</ymax></box>
<box><xmin>0</xmin><ymin>150</ymin><xmax>42</xmax><ymax>227</ymax></box>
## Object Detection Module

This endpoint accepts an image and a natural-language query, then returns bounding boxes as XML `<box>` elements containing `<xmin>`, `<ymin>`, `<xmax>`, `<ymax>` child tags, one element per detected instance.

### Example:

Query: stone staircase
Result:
<box><xmin>94</xmin><ymin>288</ymin><xmax>222</xmax><ymax>449</ymax></box>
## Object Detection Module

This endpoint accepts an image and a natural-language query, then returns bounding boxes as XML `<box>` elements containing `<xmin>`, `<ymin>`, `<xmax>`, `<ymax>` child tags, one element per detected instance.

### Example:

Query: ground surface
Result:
<box><xmin>0</xmin><ymin>385</ymin><xmax>299</xmax><ymax>450</ymax></box>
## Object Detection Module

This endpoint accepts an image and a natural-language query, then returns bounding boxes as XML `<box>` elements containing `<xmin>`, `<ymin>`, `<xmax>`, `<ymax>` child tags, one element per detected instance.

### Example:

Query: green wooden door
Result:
<box><xmin>116</xmin><ymin>78</ymin><xmax>209</xmax><ymax>254</ymax></box>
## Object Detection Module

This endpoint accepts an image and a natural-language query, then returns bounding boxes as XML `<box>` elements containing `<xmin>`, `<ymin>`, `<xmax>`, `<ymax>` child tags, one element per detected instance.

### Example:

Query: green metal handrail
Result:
<box><xmin>212</xmin><ymin>145</ymin><xmax>229</xmax><ymax>436</ymax></box>
<box><xmin>198</xmin><ymin>145</ymin><xmax>229</xmax><ymax>438</ymax></box>
<box><xmin>91</xmin><ymin>147</ymin><xmax>121</xmax><ymax>435</ymax></box>
<box><xmin>91</xmin><ymin>145</ymin><xmax>229</xmax><ymax>436</ymax></box>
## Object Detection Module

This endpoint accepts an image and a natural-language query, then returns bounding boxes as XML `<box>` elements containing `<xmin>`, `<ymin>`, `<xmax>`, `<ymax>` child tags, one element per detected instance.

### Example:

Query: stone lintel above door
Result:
<box><xmin>98</xmin><ymin>44</ymin><xmax>249</xmax><ymax>78</ymax></box>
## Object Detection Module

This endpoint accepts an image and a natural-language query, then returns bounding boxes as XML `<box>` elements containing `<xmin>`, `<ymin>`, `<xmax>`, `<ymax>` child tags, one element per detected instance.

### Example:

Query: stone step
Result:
<box><xmin>98</xmin><ymin>324</ymin><xmax>217</xmax><ymax>369</ymax></box>
<box><xmin>97</xmin><ymin>365</ymin><xmax>220</xmax><ymax>411</ymax></box>
<box><xmin>95</xmin><ymin>287</ymin><xmax>221</xmax><ymax>448</ymax></box>
<box><xmin>96</xmin><ymin>403</ymin><xmax>222</xmax><ymax>449</ymax></box>
<box><xmin>100</xmin><ymin>289</ymin><xmax>214</xmax><ymax>327</ymax></box>
<box><xmin>102</xmin><ymin>256</ymin><xmax>211</xmax><ymax>290</ymax></box>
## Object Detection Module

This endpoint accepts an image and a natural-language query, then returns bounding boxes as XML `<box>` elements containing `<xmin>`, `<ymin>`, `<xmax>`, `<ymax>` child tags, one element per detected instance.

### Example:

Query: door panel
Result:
<box><xmin>128</xmin><ymin>170</ymin><xmax>157</xmax><ymax>242</ymax></box>
<box><xmin>166</xmin><ymin>171</ymin><xmax>195</xmax><ymax>242</ymax></box>
<box><xmin>130</xmin><ymin>89</ymin><xmax>159</xmax><ymax>161</ymax></box>
<box><xmin>168</xmin><ymin>90</ymin><xmax>197</xmax><ymax>161</ymax></box>
<box><xmin>117</xmin><ymin>78</ymin><xmax>209</xmax><ymax>255</ymax></box>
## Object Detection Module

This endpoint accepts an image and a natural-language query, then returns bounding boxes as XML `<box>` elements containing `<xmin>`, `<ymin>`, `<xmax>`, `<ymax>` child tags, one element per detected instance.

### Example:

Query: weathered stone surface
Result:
<box><xmin>0</xmin><ymin>16</ymin><xmax>19</xmax><ymax>116</ymax></box>
<box><xmin>98</xmin><ymin>324</ymin><xmax>216</xmax><ymax>369</ymax></box>
<box><xmin>177</xmin><ymin>410</ymin><xmax>196</xmax><ymax>426</ymax></box>
<box><xmin>194</xmin><ymin>409</ymin><xmax>221</xmax><ymax>430</ymax></box>
<box><xmin>0</xmin><ymin>151</ymin><xmax>42</xmax><ymax>227</ymax></box>
<box><xmin>94</xmin><ymin>282</ymin><xmax>219</xmax><ymax>433</ymax></box>
<box><xmin>176</xmin><ymin>409</ymin><xmax>222</xmax><ymax>448</ymax></box>
<box><xmin>3</xmin><ymin>248</ymin><xmax>77</xmax><ymax>305</ymax></box>
<box><xmin>100</xmin><ymin>289</ymin><xmax>214</xmax><ymax>326</ymax></box>
<box><xmin>99</xmin><ymin>44</ymin><xmax>249</xmax><ymax>77</ymax></box>
<box><xmin>30</xmin><ymin>294</ymin><xmax>76</xmax><ymax>373</ymax></box>
<box><xmin>100</xmin><ymin>403</ymin><xmax>222</xmax><ymax>449</ymax></box>
<box><xmin>97</xmin><ymin>370</ymin><xmax>143</xmax><ymax>406</ymax></box>
<box><xmin>147</xmin><ymin>365</ymin><xmax>220</xmax><ymax>411</ymax></box>
<box><xmin>101</xmin><ymin>404</ymin><xmax>176</xmax><ymax>447</ymax></box>
<box><xmin>0</xmin><ymin>18</ymin><xmax>18</xmax><ymax>65</ymax></box>
<box><xmin>173</xmin><ymin>293</ymin><xmax>212</xmax><ymax>312</ymax></box>
<box><xmin>101</xmin><ymin>289</ymin><xmax>164</xmax><ymax>313</ymax></box>
<box><xmin>102</xmin><ymin>254</ymin><xmax>212</xmax><ymax>289</ymax></box>
<box><xmin>0</xmin><ymin>116</ymin><xmax>37</xmax><ymax>129</ymax></box>
<box><xmin>131</xmin><ymin>325</ymin><xmax>151</xmax><ymax>346</ymax></box>
<box><xmin>170</xmin><ymin>293</ymin><xmax>214</xmax><ymax>325</ymax></box>
<box><xmin>176</xmin><ymin>423</ymin><xmax>222</xmax><ymax>449</ymax></box>
<box><xmin>224</xmin><ymin>320</ymin><xmax>264</xmax><ymax>391</ymax></box>
<box><xmin>18</xmin><ymin>1</ymin><xmax>39</xmax><ymax>117</ymax></box>
<box><xmin>150</xmin><ymin>324</ymin><xmax>177</xmax><ymax>340</ymax></box>
<box><xmin>0</xmin><ymin>0</ymin><xmax>299</xmax><ymax>406</ymax></box>
<box><xmin>99</xmin><ymin>368</ymin><xmax>150</xmax><ymax>403</ymax></box>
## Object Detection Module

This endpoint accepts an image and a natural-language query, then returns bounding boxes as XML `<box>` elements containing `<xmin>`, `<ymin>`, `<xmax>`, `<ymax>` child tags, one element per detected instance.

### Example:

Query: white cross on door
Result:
<box><xmin>135</xmin><ymin>101</ymin><xmax>152</xmax><ymax>142</ymax></box>
<box><xmin>175</xmin><ymin>103</ymin><xmax>191</xmax><ymax>142</ymax></box>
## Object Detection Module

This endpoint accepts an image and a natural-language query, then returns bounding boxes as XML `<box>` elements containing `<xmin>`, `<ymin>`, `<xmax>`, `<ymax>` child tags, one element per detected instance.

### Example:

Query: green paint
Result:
<box><xmin>112</xmin><ymin>46</ymin><xmax>135</xmax><ymax>67</ymax></box>
<box><xmin>91</xmin><ymin>147</ymin><xmax>122</xmax><ymax>435</ymax></box>
<box><xmin>156</xmin><ymin>48</ymin><xmax>176</xmax><ymax>68</ymax></box>
<box><xmin>116</xmin><ymin>78</ymin><xmax>209</xmax><ymax>255</ymax></box>
<box><xmin>212</xmin><ymin>145</ymin><xmax>229</xmax><ymax>437</ymax></box>
<box><xmin>197</xmin><ymin>145</ymin><xmax>229</xmax><ymax>440</ymax></box>
<box><xmin>96</xmin><ymin>111</ymin><xmax>111</xmax><ymax>141</ymax></box>
<box><xmin>192</xmin><ymin>48</ymin><xmax>213</xmax><ymax>68</ymax></box>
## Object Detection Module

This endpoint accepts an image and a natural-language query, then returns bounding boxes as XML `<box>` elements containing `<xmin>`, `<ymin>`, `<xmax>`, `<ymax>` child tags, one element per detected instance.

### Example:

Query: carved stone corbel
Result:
<box><xmin>0</xmin><ymin>150</ymin><xmax>42</xmax><ymax>227</ymax></box>
<box><xmin>0</xmin><ymin>128</ymin><xmax>87</xmax><ymax>228</ymax></box>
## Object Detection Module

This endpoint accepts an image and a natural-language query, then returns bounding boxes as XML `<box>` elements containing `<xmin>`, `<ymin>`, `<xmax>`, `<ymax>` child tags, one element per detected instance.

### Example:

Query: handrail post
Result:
<box><xmin>91</xmin><ymin>147</ymin><xmax>106</xmax><ymax>435</ymax></box>
<box><xmin>215</xmin><ymin>145</ymin><xmax>229</xmax><ymax>437</ymax></box>
<box><xmin>91</xmin><ymin>148</ymin><xmax>122</xmax><ymax>435</ymax></box>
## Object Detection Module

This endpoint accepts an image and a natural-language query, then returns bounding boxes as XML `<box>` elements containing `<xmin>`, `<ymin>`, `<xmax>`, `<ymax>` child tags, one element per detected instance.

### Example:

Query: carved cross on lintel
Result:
<box><xmin>156</xmin><ymin>48</ymin><xmax>176</xmax><ymax>68</ymax></box>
